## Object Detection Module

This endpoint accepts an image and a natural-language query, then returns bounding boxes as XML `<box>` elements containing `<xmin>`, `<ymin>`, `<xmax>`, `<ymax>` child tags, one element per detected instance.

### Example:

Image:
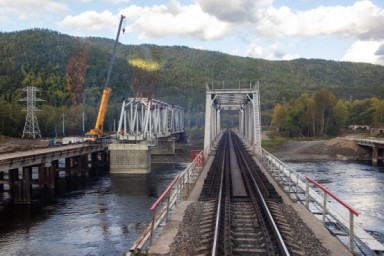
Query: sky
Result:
<box><xmin>1</xmin><ymin>0</ymin><xmax>384</xmax><ymax>65</ymax></box>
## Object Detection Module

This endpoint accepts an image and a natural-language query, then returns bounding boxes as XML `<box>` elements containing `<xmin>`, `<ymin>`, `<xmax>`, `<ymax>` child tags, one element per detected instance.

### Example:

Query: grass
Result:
<box><xmin>261</xmin><ymin>136</ymin><xmax>289</xmax><ymax>151</ymax></box>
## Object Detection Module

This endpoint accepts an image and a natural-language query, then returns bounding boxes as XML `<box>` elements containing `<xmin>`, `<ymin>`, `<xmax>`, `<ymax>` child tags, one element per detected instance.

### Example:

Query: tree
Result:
<box><xmin>314</xmin><ymin>88</ymin><xmax>337</xmax><ymax>136</ymax></box>
<box><xmin>332</xmin><ymin>99</ymin><xmax>349</xmax><ymax>133</ymax></box>
<box><xmin>272</xmin><ymin>103</ymin><xmax>284</xmax><ymax>131</ymax></box>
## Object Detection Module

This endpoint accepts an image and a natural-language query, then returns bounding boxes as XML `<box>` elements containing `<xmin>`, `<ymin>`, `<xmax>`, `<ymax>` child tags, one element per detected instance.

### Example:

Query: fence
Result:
<box><xmin>128</xmin><ymin>148</ymin><xmax>207</xmax><ymax>255</ymax></box>
<box><xmin>258</xmin><ymin>148</ymin><xmax>384</xmax><ymax>255</ymax></box>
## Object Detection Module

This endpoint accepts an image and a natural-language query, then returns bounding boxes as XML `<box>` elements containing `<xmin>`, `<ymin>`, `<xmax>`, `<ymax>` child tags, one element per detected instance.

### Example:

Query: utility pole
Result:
<box><xmin>61</xmin><ymin>113</ymin><xmax>66</xmax><ymax>137</ymax></box>
<box><xmin>19</xmin><ymin>86</ymin><xmax>44</xmax><ymax>139</ymax></box>
<box><xmin>82</xmin><ymin>112</ymin><xmax>85</xmax><ymax>134</ymax></box>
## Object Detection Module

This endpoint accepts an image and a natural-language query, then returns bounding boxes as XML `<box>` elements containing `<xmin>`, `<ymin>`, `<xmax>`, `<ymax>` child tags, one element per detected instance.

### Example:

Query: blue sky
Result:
<box><xmin>1</xmin><ymin>0</ymin><xmax>384</xmax><ymax>65</ymax></box>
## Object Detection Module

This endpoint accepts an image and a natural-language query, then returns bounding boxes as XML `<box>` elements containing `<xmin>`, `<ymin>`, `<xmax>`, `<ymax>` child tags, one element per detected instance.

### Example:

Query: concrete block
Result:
<box><xmin>109</xmin><ymin>143</ymin><xmax>151</xmax><ymax>174</ymax></box>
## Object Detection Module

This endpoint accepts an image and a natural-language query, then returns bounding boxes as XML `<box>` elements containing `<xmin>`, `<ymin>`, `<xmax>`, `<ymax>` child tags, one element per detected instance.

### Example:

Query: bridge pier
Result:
<box><xmin>109</xmin><ymin>143</ymin><xmax>151</xmax><ymax>174</ymax></box>
<box><xmin>14</xmin><ymin>167</ymin><xmax>32</xmax><ymax>204</ymax></box>
<box><xmin>8</xmin><ymin>168</ymin><xmax>18</xmax><ymax>192</ymax></box>
<box><xmin>0</xmin><ymin>171</ymin><xmax>3</xmax><ymax>191</ymax></box>
<box><xmin>38</xmin><ymin>164</ymin><xmax>56</xmax><ymax>189</ymax></box>
<box><xmin>371</xmin><ymin>146</ymin><xmax>384</xmax><ymax>165</ymax></box>
<box><xmin>372</xmin><ymin>147</ymin><xmax>378</xmax><ymax>165</ymax></box>
<box><xmin>151</xmin><ymin>137</ymin><xmax>175</xmax><ymax>155</ymax></box>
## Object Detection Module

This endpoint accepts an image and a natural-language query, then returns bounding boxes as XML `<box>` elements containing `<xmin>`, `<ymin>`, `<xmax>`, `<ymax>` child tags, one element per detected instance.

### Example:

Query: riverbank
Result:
<box><xmin>264</xmin><ymin>135</ymin><xmax>371</xmax><ymax>161</ymax></box>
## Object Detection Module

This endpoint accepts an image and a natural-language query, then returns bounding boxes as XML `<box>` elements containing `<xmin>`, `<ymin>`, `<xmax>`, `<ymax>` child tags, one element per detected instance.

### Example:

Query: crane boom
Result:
<box><xmin>84</xmin><ymin>15</ymin><xmax>125</xmax><ymax>143</ymax></box>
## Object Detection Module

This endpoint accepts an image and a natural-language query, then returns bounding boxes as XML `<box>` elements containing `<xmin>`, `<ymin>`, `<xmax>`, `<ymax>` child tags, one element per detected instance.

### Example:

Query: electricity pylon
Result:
<box><xmin>19</xmin><ymin>86</ymin><xmax>44</xmax><ymax>139</ymax></box>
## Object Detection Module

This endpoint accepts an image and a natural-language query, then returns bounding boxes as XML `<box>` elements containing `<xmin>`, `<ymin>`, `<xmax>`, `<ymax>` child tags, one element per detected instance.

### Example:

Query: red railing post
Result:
<box><xmin>305</xmin><ymin>179</ymin><xmax>309</xmax><ymax>209</ymax></box>
<box><xmin>323</xmin><ymin>191</ymin><xmax>327</xmax><ymax>224</ymax></box>
<box><xmin>149</xmin><ymin>209</ymin><xmax>156</xmax><ymax>247</ymax></box>
<box><xmin>166</xmin><ymin>191</ymin><xmax>171</xmax><ymax>221</ymax></box>
<box><xmin>306</xmin><ymin>177</ymin><xmax>359</xmax><ymax>253</ymax></box>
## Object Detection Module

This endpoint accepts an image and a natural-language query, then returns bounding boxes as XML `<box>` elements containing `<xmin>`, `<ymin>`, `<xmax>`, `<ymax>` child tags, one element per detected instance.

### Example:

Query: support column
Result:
<box><xmin>14</xmin><ymin>167</ymin><xmax>31</xmax><ymax>204</ymax></box>
<box><xmin>8</xmin><ymin>168</ymin><xmax>18</xmax><ymax>192</ymax></box>
<box><xmin>76</xmin><ymin>156</ymin><xmax>82</xmax><ymax>176</ymax></box>
<box><xmin>372</xmin><ymin>147</ymin><xmax>378</xmax><ymax>165</ymax></box>
<box><xmin>204</xmin><ymin>89</ymin><xmax>213</xmax><ymax>152</ymax></box>
<box><xmin>47</xmin><ymin>165</ymin><xmax>56</xmax><ymax>189</ymax></box>
<box><xmin>91</xmin><ymin>152</ymin><xmax>98</xmax><ymax>167</ymax></box>
<box><xmin>65</xmin><ymin>157</ymin><xmax>73</xmax><ymax>176</ymax></box>
<box><xmin>38</xmin><ymin>164</ymin><xmax>46</xmax><ymax>189</ymax></box>
<box><xmin>81</xmin><ymin>154</ymin><xmax>89</xmax><ymax>176</ymax></box>
<box><xmin>0</xmin><ymin>171</ymin><xmax>4</xmax><ymax>191</ymax></box>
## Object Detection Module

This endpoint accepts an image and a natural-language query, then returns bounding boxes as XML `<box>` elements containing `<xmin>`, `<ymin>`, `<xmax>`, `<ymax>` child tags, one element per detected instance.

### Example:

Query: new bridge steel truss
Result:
<box><xmin>116</xmin><ymin>98</ymin><xmax>184</xmax><ymax>141</ymax></box>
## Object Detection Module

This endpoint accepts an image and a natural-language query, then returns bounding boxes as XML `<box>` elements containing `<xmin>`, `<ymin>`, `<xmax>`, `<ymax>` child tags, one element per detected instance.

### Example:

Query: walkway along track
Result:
<box><xmin>197</xmin><ymin>130</ymin><xmax>304</xmax><ymax>255</ymax></box>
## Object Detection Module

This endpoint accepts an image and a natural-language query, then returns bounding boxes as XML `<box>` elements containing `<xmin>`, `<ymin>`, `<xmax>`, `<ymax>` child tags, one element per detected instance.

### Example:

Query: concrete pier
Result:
<box><xmin>151</xmin><ymin>137</ymin><xmax>175</xmax><ymax>155</ymax></box>
<box><xmin>109</xmin><ymin>143</ymin><xmax>151</xmax><ymax>174</ymax></box>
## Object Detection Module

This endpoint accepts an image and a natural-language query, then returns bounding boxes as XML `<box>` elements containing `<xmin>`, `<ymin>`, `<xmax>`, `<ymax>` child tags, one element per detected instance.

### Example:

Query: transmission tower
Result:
<box><xmin>19</xmin><ymin>86</ymin><xmax>44</xmax><ymax>139</ymax></box>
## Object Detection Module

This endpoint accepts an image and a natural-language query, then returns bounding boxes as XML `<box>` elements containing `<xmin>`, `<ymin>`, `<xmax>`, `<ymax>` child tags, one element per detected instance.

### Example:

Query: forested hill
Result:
<box><xmin>1</xmin><ymin>29</ymin><xmax>384</xmax><ymax>136</ymax></box>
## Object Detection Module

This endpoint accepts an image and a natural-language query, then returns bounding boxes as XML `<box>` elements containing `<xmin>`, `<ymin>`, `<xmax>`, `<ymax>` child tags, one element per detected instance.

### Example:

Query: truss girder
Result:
<box><xmin>204</xmin><ymin>82</ymin><xmax>261</xmax><ymax>154</ymax></box>
<box><xmin>117</xmin><ymin>98</ymin><xmax>184</xmax><ymax>141</ymax></box>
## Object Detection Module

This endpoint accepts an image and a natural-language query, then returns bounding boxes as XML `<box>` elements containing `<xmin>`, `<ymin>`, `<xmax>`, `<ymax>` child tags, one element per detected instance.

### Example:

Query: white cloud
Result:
<box><xmin>0</xmin><ymin>0</ymin><xmax>67</xmax><ymax>20</ymax></box>
<box><xmin>58</xmin><ymin>1</ymin><xmax>232</xmax><ymax>40</ymax></box>
<box><xmin>255</xmin><ymin>1</ymin><xmax>384</xmax><ymax>40</ymax></box>
<box><xmin>342</xmin><ymin>40</ymin><xmax>384</xmax><ymax>65</ymax></box>
<box><xmin>120</xmin><ymin>1</ymin><xmax>233</xmax><ymax>40</ymax></box>
<box><xmin>59</xmin><ymin>10</ymin><xmax>118</xmax><ymax>31</ymax></box>
<box><xmin>197</xmin><ymin>0</ymin><xmax>270</xmax><ymax>23</ymax></box>
<box><xmin>246</xmin><ymin>43</ymin><xmax>299</xmax><ymax>60</ymax></box>
<box><xmin>104</xmin><ymin>0</ymin><xmax>130</xmax><ymax>4</ymax></box>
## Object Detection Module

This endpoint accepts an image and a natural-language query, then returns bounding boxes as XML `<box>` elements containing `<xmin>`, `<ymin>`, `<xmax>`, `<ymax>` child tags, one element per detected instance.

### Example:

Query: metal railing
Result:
<box><xmin>306</xmin><ymin>177</ymin><xmax>359</xmax><ymax>253</ymax></box>
<box><xmin>257</xmin><ymin>148</ymin><xmax>384</xmax><ymax>255</ymax></box>
<box><xmin>128</xmin><ymin>149</ymin><xmax>207</xmax><ymax>255</ymax></box>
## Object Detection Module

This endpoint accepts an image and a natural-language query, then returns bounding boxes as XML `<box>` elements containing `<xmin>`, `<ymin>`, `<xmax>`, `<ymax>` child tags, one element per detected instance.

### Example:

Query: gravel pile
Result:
<box><xmin>169</xmin><ymin>201</ymin><xmax>330</xmax><ymax>256</ymax></box>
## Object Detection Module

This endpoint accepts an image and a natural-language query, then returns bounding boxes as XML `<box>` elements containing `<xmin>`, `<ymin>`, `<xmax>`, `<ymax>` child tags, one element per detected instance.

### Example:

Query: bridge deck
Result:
<box><xmin>0</xmin><ymin>144</ymin><xmax>105</xmax><ymax>172</ymax></box>
<box><xmin>147</xmin><ymin>135</ymin><xmax>350</xmax><ymax>256</ymax></box>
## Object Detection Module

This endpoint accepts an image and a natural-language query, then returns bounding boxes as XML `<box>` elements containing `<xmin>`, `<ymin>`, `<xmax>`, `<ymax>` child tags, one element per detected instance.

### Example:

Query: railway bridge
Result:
<box><xmin>355</xmin><ymin>138</ymin><xmax>384</xmax><ymax>164</ymax></box>
<box><xmin>130</xmin><ymin>82</ymin><xmax>384</xmax><ymax>256</ymax></box>
<box><xmin>0</xmin><ymin>144</ymin><xmax>107</xmax><ymax>204</ymax></box>
<box><xmin>109</xmin><ymin>97</ymin><xmax>185</xmax><ymax>174</ymax></box>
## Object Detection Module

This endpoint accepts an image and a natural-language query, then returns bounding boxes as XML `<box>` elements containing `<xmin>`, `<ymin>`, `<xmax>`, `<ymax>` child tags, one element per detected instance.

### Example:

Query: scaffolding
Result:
<box><xmin>19</xmin><ymin>86</ymin><xmax>44</xmax><ymax>139</ymax></box>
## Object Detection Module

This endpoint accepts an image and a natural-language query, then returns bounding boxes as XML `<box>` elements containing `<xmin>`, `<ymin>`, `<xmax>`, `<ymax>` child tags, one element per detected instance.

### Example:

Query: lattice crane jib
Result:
<box><xmin>19</xmin><ymin>86</ymin><xmax>45</xmax><ymax>139</ymax></box>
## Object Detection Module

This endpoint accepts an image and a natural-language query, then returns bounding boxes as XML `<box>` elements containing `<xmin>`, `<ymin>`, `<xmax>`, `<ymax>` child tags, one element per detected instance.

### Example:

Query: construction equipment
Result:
<box><xmin>84</xmin><ymin>15</ymin><xmax>125</xmax><ymax>143</ymax></box>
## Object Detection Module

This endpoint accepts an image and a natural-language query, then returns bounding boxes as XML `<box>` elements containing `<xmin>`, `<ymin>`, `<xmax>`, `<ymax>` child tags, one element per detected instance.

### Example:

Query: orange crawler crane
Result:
<box><xmin>83</xmin><ymin>15</ymin><xmax>125</xmax><ymax>143</ymax></box>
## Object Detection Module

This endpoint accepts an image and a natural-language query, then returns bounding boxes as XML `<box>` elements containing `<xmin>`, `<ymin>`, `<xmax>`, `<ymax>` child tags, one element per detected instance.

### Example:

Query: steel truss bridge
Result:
<box><xmin>116</xmin><ymin>98</ymin><xmax>184</xmax><ymax>141</ymax></box>
<box><xmin>204</xmin><ymin>82</ymin><xmax>261</xmax><ymax>154</ymax></box>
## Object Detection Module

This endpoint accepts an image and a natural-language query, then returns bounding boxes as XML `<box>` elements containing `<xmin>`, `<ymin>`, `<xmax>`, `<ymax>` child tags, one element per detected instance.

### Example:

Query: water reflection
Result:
<box><xmin>110</xmin><ymin>175</ymin><xmax>150</xmax><ymax>196</ymax></box>
<box><xmin>0</xmin><ymin>163</ymin><xmax>185</xmax><ymax>255</ymax></box>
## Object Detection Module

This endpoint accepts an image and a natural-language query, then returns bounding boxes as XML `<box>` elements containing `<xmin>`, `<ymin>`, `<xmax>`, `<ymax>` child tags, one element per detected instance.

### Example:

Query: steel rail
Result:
<box><xmin>211</xmin><ymin>132</ymin><xmax>228</xmax><ymax>256</ymax></box>
<box><xmin>231</xmin><ymin>131</ymin><xmax>290</xmax><ymax>256</ymax></box>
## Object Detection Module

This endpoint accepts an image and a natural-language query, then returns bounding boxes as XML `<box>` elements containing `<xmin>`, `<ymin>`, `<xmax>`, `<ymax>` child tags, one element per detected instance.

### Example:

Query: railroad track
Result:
<box><xmin>196</xmin><ymin>130</ymin><xmax>304</xmax><ymax>256</ymax></box>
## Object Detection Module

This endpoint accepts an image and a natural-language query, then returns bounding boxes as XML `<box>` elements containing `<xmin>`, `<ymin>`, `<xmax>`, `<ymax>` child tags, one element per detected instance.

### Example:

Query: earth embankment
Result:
<box><xmin>267</xmin><ymin>137</ymin><xmax>371</xmax><ymax>161</ymax></box>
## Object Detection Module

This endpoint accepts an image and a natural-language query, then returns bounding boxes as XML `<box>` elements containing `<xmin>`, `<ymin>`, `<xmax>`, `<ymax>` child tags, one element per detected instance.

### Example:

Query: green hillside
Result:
<box><xmin>1</xmin><ymin>29</ymin><xmax>384</xmax><ymax>137</ymax></box>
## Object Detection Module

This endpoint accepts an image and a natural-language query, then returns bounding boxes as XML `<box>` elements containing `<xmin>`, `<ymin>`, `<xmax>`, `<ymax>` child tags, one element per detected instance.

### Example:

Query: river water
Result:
<box><xmin>286</xmin><ymin>160</ymin><xmax>384</xmax><ymax>241</ymax></box>
<box><xmin>0</xmin><ymin>163</ymin><xmax>188</xmax><ymax>255</ymax></box>
<box><xmin>0</xmin><ymin>160</ymin><xmax>383</xmax><ymax>255</ymax></box>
